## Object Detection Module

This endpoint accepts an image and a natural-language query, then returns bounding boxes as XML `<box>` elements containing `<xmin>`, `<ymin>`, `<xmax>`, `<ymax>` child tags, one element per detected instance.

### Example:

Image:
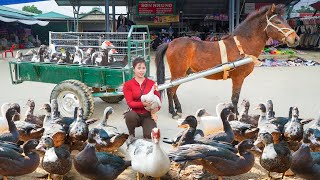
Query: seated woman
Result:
<box><xmin>123</xmin><ymin>57</ymin><xmax>160</xmax><ymax>139</ymax></box>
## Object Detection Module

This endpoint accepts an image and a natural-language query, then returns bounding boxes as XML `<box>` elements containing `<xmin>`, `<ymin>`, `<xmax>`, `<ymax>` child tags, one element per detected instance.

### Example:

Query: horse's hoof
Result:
<box><xmin>172</xmin><ymin>114</ymin><xmax>180</xmax><ymax>119</ymax></box>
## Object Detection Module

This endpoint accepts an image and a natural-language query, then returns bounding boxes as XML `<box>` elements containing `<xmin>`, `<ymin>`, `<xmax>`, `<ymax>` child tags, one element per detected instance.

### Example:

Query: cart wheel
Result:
<box><xmin>50</xmin><ymin>80</ymin><xmax>94</xmax><ymax>119</ymax></box>
<box><xmin>100</xmin><ymin>96</ymin><xmax>124</xmax><ymax>104</ymax></box>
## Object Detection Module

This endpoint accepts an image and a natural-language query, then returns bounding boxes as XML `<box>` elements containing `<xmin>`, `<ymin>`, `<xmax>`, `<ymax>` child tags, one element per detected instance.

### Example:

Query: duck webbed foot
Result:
<box><xmin>136</xmin><ymin>172</ymin><xmax>141</xmax><ymax>180</ymax></box>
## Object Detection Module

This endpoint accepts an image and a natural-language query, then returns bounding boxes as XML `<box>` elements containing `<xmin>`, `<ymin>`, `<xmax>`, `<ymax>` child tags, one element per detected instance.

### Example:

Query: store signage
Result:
<box><xmin>154</xmin><ymin>15</ymin><xmax>179</xmax><ymax>23</ymax></box>
<box><xmin>245</xmin><ymin>3</ymin><xmax>272</xmax><ymax>14</ymax></box>
<box><xmin>245</xmin><ymin>3</ymin><xmax>255</xmax><ymax>14</ymax></box>
<box><xmin>137</xmin><ymin>0</ymin><xmax>175</xmax><ymax>15</ymax></box>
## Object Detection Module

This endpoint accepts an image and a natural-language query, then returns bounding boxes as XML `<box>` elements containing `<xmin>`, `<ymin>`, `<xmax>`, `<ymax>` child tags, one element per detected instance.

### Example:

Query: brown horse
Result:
<box><xmin>156</xmin><ymin>4</ymin><xmax>300</xmax><ymax>119</ymax></box>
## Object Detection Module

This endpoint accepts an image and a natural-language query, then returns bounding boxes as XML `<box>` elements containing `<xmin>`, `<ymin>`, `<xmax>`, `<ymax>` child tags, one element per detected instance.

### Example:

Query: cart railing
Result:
<box><xmin>49</xmin><ymin>25</ymin><xmax>151</xmax><ymax>79</ymax></box>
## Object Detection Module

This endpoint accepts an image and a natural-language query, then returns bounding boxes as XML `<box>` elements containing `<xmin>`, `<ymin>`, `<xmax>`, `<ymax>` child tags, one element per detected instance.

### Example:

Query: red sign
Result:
<box><xmin>138</xmin><ymin>1</ymin><xmax>174</xmax><ymax>15</ymax></box>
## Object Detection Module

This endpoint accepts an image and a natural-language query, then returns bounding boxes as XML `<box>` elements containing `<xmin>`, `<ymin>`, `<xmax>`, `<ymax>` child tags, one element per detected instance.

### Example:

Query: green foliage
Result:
<box><xmin>296</xmin><ymin>6</ymin><xmax>315</xmax><ymax>13</ymax></box>
<box><xmin>22</xmin><ymin>5</ymin><xmax>42</xmax><ymax>14</ymax></box>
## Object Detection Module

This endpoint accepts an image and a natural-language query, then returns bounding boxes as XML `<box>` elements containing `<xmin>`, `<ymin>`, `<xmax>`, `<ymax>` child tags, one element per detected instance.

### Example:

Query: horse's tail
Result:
<box><xmin>155</xmin><ymin>43</ymin><xmax>169</xmax><ymax>86</ymax></box>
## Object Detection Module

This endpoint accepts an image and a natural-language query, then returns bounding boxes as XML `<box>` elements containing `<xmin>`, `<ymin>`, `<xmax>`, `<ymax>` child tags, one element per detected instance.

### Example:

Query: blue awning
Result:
<box><xmin>0</xmin><ymin>0</ymin><xmax>48</xmax><ymax>5</ymax></box>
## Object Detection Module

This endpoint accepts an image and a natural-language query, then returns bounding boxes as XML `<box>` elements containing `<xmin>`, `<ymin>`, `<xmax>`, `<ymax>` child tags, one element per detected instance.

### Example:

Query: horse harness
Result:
<box><xmin>218</xmin><ymin>36</ymin><xmax>260</xmax><ymax>80</ymax></box>
<box><xmin>264</xmin><ymin>14</ymin><xmax>295</xmax><ymax>43</ymax></box>
<box><xmin>218</xmin><ymin>13</ymin><xmax>295</xmax><ymax>80</ymax></box>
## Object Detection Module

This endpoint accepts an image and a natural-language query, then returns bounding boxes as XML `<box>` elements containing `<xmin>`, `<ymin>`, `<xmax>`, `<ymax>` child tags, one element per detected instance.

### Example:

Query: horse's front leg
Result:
<box><xmin>231</xmin><ymin>77</ymin><xmax>245</xmax><ymax>118</ymax></box>
<box><xmin>167</xmin><ymin>88</ymin><xmax>179</xmax><ymax>119</ymax></box>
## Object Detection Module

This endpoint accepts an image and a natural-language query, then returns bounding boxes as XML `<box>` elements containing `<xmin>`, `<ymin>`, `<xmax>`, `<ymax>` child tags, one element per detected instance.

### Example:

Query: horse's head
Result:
<box><xmin>264</xmin><ymin>4</ymin><xmax>299</xmax><ymax>47</ymax></box>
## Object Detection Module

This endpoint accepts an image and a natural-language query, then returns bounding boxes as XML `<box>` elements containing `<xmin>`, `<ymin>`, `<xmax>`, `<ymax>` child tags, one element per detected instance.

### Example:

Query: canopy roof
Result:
<box><xmin>310</xmin><ymin>1</ymin><xmax>320</xmax><ymax>11</ymax></box>
<box><xmin>0</xmin><ymin>6</ymin><xmax>49</xmax><ymax>26</ymax></box>
<box><xmin>55</xmin><ymin>0</ymin><xmax>127</xmax><ymax>6</ymax></box>
<box><xmin>34</xmin><ymin>11</ymin><xmax>72</xmax><ymax>20</ymax></box>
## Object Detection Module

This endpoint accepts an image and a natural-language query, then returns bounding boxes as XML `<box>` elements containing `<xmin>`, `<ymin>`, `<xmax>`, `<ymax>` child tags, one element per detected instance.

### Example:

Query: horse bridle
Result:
<box><xmin>264</xmin><ymin>14</ymin><xmax>295</xmax><ymax>42</ymax></box>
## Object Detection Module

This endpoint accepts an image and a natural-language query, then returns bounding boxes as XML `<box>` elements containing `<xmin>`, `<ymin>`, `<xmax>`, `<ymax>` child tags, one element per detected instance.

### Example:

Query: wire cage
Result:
<box><xmin>49</xmin><ymin>25</ymin><xmax>151</xmax><ymax>68</ymax></box>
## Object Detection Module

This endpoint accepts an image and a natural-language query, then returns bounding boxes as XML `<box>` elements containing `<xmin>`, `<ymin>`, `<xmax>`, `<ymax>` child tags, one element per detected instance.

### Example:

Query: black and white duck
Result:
<box><xmin>74</xmin><ymin>128</ymin><xmax>130</xmax><ymax>180</ymax></box>
<box><xmin>68</xmin><ymin>107</ymin><xmax>89</xmax><ymax>145</ymax></box>
<box><xmin>94</xmin><ymin>106</ymin><xmax>129</xmax><ymax>152</ymax></box>
<box><xmin>196</xmin><ymin>106</ymin><xmax>235</xmax><ymax>143</ymax></box>
<box><xmin>127</xmin><ymin>128</ymin><xmax>170</xmax><ymax>179</ymax></box>
<box><xmin>165</xmin><ymin>115</ymin><xmax>237</xmax><ymax>152</ymax></box>
<box><xmin>283</xmin><ymin>107</ymin><xmax>303</xmax><ymax>150</ymax></box>
<box><xmin>36</xmin><ymin>136</ymin><xmax>72</xmax><ymax>180</ymax></box>
<box><xmin>268</xmin><ymin>105</ymin><xmax>293</xmax><ymax>134</ymax></box>
<box><xmin>163</xmin><ymin>115</ymin><xmax>204</xmax><ymax>147</ymax></box>
<box><xmin>0</xmin><ymin>107</ymin><xmax>20</xmax><ymax>143</ymax></box>
<box><xmin>169</xmin><ymin>139</ymin><xmax>260</xmax><ymax>179</ymax></box>
<box><xmin>256</xmin><ymin>132</ymin><xmax>292</xmax><ymax>179</ymax></box>
<box><xmin>73</xmin><ymin>46</ymin><xmax>84</xmax><ymax>64</ymax></box>
<box><xmin>255</xmin><ymin>103</ymin><xmax>281</xmax><ymax>146</ymax></box>
<box><xmin>291</xmin><ymin>143</ymin><xmax>320</xmax><ymax>180</ymax></box>
<box><xmin>229</xmin><ymin>120</ymin><xmax>259</xmax><ymax>142</ymax></box>
<box><xmin>303</xmin><ymin>112</ymin><xmax>320</xmax><ymax>151</ymax></box>
<box><xmin>24</xmin><ymin>100</ymin><xmax>45</xmax><ymax>127</ymax></box>
<box><xmin>41</xmin><ymin>101</ymin><xmax>66</xmax><ymax>148</ymax></box>
<box><xmin>0</xmin><ymin>139</ymin><xmax>40</xmax><ymax>179</ymax></box>
<box><xmin>82</xmin><ymin>48</ymin><xmax>94</xmax><ymax>65</ymax></box>
<box><xmin>239</xmin><ymin>99</ymin><xmax>260</xmax><ymax>127</ymax></box>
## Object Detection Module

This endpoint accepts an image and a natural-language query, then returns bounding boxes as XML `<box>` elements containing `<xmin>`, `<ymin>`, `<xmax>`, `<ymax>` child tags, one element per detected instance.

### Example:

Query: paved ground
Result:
<box><xmin>0</xmin><ymin>48</ymin><xmax>319</xmax><ymax>179</ymax></box>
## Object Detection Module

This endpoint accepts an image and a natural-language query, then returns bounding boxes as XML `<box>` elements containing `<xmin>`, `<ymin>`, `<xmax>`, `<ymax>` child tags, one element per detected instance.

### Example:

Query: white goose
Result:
<box><xmin>73</xmin><ymin>46</ymin><xmax>84</xmax><ymax>64</ymax></box>
<box><xmin>141</xmin><ymin>85</ymin><xmax>161</xmax><ymax>120</ymax></box>
<box><xmin>127</xmin><ymin>128</ymin><xmax>170</xmax><ymax>180</ymax></box>
<box><xmin>195</xmin><ymin>103</ymin><xmax>226</xmax><ymax>136</ymax></box>
<box><xmin>0</xmin><ymin>103</ymin><xmax>10</xmax><ymax>132</ymax></box>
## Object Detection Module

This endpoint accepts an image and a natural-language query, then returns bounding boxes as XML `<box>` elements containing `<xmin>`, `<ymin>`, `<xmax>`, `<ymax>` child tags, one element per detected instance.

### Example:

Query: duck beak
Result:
<box><xmin>310</xmin><ymin>136</ymin><xmax>320</xmax><ymax>146</ymax></box>
<box><xmin>251</xmin><ymin>145</ymin><xmax>262</xmax><ymax>153</ymax></box>
<box><xmin>254</xmin><ymin>136</ymin><xmax>262</xmax><ymax>146</ymax></box>
<box><xmin>178</xmin><ymin>121</ymin><xmax>189</xmax><ymax>129</ymax></box>
<box><xmin>253</xmin><ymin>106</ymin><xmax>260</xmax><ymax>110</ymax></box>
<box><xmin>153</xmin><ymin>137</ymin><xmax>160</xmax><ymax>144</ymax></box>
<box><xmin>35</xmin><ymin>143</ymin><xmax>46</xmax><ymax>152</ymax></box>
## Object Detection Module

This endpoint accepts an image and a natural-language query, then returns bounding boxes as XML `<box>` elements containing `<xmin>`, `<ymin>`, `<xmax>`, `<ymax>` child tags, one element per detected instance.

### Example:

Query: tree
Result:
<box><xmin>22</xmin><ymin>5</ymin><xmax>42</xmax><ymax>14</ymax></box>
<box><xmin>296</xmin><ymin>5</ymin><xmax>315</xmax><ymax>13</ymax></box>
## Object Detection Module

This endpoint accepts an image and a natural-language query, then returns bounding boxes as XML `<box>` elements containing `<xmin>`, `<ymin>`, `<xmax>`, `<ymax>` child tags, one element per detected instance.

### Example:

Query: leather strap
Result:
<box><xmin>218</xmin><ymin>40</ymin><xmax>229</xmax><ymax>80</ymax></box>
<box><xmin>233</xmin><ymin>36</ymin><xmax>245</xmax><ymax>55</ymax></box>
<box><xmin>234</xmin><ymin>36</ymin><xmax>262</xmax><ymax>66</ymax></box>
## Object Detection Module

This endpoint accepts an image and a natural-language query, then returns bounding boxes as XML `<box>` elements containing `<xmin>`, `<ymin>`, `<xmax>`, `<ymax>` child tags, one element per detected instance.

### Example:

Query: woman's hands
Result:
<box><xmin>142</xmin><ymin>101</ymin><xmax>152</xmax><ymax>107</ymax></box>
<box><xmin>153</xmin><ymin>83</ymin><xmax>158</xmax><ymax>91</ymax></box>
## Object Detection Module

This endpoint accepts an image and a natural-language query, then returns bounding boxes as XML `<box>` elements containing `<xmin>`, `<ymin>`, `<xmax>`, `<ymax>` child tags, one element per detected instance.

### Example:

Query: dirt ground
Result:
<box><xmin>0</xmin><ymin>48</ymin><xmax>319</xmax><ymax>180</ymax></box>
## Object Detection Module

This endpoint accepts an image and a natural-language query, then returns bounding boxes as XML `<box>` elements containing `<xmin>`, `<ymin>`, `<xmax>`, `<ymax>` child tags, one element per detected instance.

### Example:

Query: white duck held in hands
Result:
<box><xmin>127</xmin><ymin>128</ymin><xmax>170</xmax><ymax>180</ymax></box>
<box><xmin>0</xmin><ymin>103</ymin><xmax>10</xmax><ymax>132</ymax></box>
<box><xmin>141</xmin><ymin>84</ymin><xmax>161</xmax><ymax>120</ymax></box>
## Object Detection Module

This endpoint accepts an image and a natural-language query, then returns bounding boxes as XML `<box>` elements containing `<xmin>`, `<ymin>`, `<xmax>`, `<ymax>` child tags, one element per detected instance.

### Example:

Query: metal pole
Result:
<box><xmin>230</xmin><ymin>0</ymin><xmax>235</xmax><ymax>32</ymax></box>
<box><xmin>112</xmin><ymin>0</ymin><xmax>116</xmax><ymax>32</ymax></box>
<box><xmin>236</xmin><ymin>0</ymin><xmax>240</xmax><ymax>27</ymax></box>
<box><xmin>92</xmin><ymin>57</ymin><xmax>253</xmax><ymax>97</ymax></box>
<box><xmin>158</xmin><ymin>57</ymin><xmax>253</xmax><ymax>91</ymax></box>
<box><xmin>73</xmin><ymin>6</ymin><xmax>76</xmax><ymax>32</ymax></box>
<box><xmin>105</xmin><ymin>0</ymin><xmax>110</xmax><ymax>32</ymax></box>
<box><xmin>76</xmin><ymin>6</ymin><xmax>80</xmax><ymax>32</ymax></box>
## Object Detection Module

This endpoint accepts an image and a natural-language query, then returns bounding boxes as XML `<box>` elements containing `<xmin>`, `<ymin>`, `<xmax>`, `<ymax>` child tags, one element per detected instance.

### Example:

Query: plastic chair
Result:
<box><xmin>4</xmin><ymin>44</ymin><xmax>15</xmax><ymax>58</ymax></box>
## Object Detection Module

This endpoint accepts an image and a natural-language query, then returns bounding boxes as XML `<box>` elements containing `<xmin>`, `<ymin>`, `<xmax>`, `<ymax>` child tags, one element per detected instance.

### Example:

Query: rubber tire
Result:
<box><xmin>50</xmin><ymin>80</ymin><xmax>94</xmax><ymax>119</ymax></box>
<box><xmin>100</xmin><ymin>96</ymin><xmax>124</xmax><ymax>104</ymax></box>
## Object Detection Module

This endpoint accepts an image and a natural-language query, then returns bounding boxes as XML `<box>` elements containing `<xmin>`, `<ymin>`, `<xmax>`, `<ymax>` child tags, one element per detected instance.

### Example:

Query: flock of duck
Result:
<box><xmin>0</xmin><ymin>99</ymin><xmax>319</xmax><ymax>180</ymax></box>
<box><xmin>15</xmin><ymin>41</ymin><xmax>128</xmax><ymax>67</ymax></box>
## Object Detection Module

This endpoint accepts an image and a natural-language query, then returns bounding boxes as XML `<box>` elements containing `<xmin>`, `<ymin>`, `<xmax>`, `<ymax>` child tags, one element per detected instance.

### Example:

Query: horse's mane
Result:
<box><xmin>243</xmin><ymin>4</ymin><xmax>285</xmax><ymax>24</ymax></box>
<box><xmin>233</xmin><ymin>4</ymin><xmax>286</xmax><ymax>35</ymax></box>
